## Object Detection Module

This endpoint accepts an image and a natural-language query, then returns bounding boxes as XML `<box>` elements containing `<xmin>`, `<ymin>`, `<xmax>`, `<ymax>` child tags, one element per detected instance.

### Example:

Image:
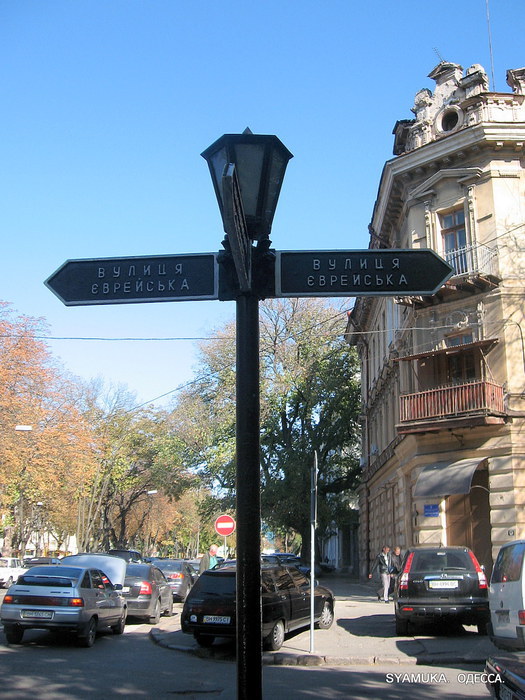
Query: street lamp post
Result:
<box><xmin>202</xmin><ymin>130</ymin><xmax>292</xmax><ymax>700</ymax></box>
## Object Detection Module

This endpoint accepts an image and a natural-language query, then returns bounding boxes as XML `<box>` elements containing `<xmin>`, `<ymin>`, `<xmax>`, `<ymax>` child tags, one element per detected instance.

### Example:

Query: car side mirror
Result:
<box><xmin>114</xmin><ymin>583</ymin><xmax>123</xmax><ymax>590</ymax></box>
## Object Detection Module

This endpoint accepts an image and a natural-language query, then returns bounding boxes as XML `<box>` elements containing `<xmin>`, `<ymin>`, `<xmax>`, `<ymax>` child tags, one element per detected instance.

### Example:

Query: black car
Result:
<box><xmin>393</xmin><ymin>546</ymin><xmax>489</xmax><ymax>635</ymax></box>
<box><xmin>121</xmin><ymin>563</ymin><xmax>173</xmax><ymax>623</ymax></box>
<box><xmin>149</xmin><ymin>559</ymin><xmax>195</xmax><ymax>601</ymax></box>
<box><xmin>181</xmin><ymin>563</ymin><xmax>334</xmax><ymax>650</ymax></box>
<box><xmin>485</xmin><ymin>652</ymin><xmax>525</xmax><ymax>699</ymax></box>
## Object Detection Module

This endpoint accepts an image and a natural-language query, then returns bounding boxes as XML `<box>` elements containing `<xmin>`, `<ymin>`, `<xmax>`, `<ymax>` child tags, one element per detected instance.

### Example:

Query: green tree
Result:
<box><xmin>172</xmin><ymin>298</ymin><xmax>361</xmax><ymax>557</ymax></box>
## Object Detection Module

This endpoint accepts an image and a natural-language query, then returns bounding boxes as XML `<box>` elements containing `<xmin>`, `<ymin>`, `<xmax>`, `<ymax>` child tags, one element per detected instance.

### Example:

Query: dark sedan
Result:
<box><xmin>150</xmin><ymin>559</ymin><xmax>195</xmax><ymax>601</ymax></box>
<box><xmin>121</xmin><ymin>563</ymin><xmax>173</xmax><ymax>624</ymax></box>
<box><xmin>181</xmin><ymin>563</ymin><xmax>334</xmax><ymax>650</ymax></box>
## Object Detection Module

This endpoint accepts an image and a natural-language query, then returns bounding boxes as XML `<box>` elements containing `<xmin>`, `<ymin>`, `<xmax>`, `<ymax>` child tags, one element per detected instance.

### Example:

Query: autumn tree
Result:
<box><xmin>0</xmin><ymin>303</ymin><xmax>98</xmax><ymax>555</ymax></box>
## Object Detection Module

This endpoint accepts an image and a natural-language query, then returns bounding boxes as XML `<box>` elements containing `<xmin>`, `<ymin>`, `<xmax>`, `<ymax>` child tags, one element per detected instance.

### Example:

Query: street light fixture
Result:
<box><xmin>201</xmin><ymin>128</ymin><xmax>293</xmax><ymax>241</ymax></box>
<box><xmin>203</xmin><ymin>130</ymin><xmax>292</xmax><ymax>700</ymax></box>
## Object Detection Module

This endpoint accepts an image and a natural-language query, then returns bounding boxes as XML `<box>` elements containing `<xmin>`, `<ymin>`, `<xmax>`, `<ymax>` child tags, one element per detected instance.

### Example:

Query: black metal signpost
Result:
<box><xmin>45</xmin><ymin>131</ymin><xmax>454</xmax><ymax>700</ymax></box>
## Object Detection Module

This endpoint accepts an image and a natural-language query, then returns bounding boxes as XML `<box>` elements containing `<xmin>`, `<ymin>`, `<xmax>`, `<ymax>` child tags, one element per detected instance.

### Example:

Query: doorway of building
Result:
<box><xmin>445</xmin><ymin>468</ymin><xmax>493</xmax><ymax>577</ymax></box>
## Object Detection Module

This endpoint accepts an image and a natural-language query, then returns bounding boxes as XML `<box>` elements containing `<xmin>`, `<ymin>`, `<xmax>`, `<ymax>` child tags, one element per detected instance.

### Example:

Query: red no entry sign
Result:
<box><xmin>215</xmin><ymin>514</ymin><xmax>236</xmax><ymax>537</ymax></box>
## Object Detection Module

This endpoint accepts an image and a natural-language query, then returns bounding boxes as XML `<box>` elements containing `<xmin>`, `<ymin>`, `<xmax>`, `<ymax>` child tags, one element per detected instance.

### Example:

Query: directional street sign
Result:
<box><xmin>45</xmin><ymin>253</ymin><xmax>218</xmax><ymax>306</ymax></box>
<box><xmin>214</xmin><ymin>514</ymin><xmax>236</xmax><ymax>537</ymax></box>
<box><xmin>275</xmin><ymin>249</ymin><xmax>454</xmax><ymax>298</ymax></box>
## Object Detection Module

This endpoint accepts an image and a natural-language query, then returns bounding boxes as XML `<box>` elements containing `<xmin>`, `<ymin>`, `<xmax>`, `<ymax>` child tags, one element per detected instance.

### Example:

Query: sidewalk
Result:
<box><xmin>149</xmin><ymin>576</ymin><xmax>497</xmax><ymax>666</ymax></box>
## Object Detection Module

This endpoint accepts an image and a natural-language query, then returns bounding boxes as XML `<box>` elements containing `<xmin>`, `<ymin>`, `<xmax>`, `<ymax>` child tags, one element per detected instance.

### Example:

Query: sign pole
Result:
<box><xmin>236</xmin><ymin>292</ymin><xmax>262</xmax><ymax>700</ymax></box>
<box><xmin>310</xmin><ymin>450</ymin><xmax>318</xmax><ymax>653</ymax></box>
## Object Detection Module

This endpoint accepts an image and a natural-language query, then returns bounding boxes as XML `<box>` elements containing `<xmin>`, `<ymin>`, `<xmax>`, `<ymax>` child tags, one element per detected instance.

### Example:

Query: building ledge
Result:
<box><xmin>397</xmin><ymin>414</ymin><xmax>506</xmax><ymax>435</ymax></box>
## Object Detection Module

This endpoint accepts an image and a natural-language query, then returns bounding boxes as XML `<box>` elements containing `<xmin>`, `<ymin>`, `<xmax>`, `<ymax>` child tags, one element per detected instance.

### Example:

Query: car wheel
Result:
<box><xmin>148</xmin><ymin>598</ymin><xmax>161</xmax><ymax>625</ymax></box>
<box><xmin>4</xmin><ymin>625</ymin><xmax>24</xmax><ymax>644</ymax></box>
<box><xmin>316</xmin><ymin>601</ymin><xmax>334</xmax><ymax>629</ymax></box>
<box><xmin>194</xmin><ymin>633</ymin><xmax>215</xmax><ymax>647</ymax></box>
<box><xmin>78</xmin><ymin>617</ymin><xmax>97</xmax><ymax>647</ymax></box>
<box><xmin>395</xmin><ymin>615</ymin><xmax>409</xmax><ymax>636</ymax></box>
<box><xmin>164</xmin><ymin>598</ymin><xmax>174</xmax><ymax>617</ymax></box>
<box><xmin>264</xmin><ymin>620</ymin><xmax>285</xmax><ymax>651</ymax></box>
<box><xmin>111</xmin><ymin>609</ymin><xmax>127</xmax><ymax>635</ymax></box>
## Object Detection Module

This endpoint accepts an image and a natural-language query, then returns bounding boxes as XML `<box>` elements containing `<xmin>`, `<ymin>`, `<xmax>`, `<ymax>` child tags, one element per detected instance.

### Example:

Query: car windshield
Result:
<box><xmin>411</xmin><ymin>551</ymin><xmax>470</xmax><ymax>573</ymax></box>
<box><xmin>17</xmin><ymin>566</ymin><xmax>82</xmax><ymax>587</ymax></box>
<box><xmin>0</xmin><ymin>560</ymin><xmax>8</xmax><ymax>568</ymax></box>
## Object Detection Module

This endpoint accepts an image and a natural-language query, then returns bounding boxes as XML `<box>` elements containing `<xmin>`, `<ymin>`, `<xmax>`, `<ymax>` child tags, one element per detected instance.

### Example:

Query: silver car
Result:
<box><xmin>1</xmin><ymin>554</ymin><xmax>127</xmax><ymax>647</ymax></box>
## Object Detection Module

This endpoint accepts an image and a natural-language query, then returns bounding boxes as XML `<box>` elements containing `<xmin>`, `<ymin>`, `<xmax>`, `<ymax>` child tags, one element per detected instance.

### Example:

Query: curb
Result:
<box><xmin>149</xmin><ymin>629</ymin><xmax>489</xmax><ymax>667</ymax></box>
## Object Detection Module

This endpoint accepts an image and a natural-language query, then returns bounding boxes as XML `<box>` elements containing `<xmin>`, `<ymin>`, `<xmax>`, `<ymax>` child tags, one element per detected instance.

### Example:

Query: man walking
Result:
<box><xmin>369</xmin><ymin>545</ymin><xmax>392</xmax><ymax>602</ymax></box>
<box><xmin>199</xmin><ymin>544</ymin><xmax>219</xmax><ymax>574</ymax></box>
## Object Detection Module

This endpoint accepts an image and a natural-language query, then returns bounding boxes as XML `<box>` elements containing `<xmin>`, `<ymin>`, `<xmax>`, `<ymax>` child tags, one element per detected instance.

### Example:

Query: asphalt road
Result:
<box><xmin>0</xmin><ymin>585</ymin><xmax>493</xmax><ymax>699</ymax></box>
<box><xmin>0</xmin><ymin>615</ymin><xmax>491</xmax><ymax>699</ymax></box>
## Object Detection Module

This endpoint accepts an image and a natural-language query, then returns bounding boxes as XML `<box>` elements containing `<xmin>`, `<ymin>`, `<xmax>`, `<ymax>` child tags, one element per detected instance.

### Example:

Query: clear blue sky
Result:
<box><xmin>1</xmin><ymin>1</ymin><xmax>523</xmax><ymax>407</ymax></box>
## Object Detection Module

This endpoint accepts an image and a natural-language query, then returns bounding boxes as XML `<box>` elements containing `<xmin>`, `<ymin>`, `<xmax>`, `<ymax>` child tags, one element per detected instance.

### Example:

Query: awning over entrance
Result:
<box><xmin>414</xmin><ymin>458</ymin><xmax>486</xmax><ymax>499</ymax></box>
<box><xmin>395</xmin><ymin>338</ymin><xmax>499</xmax><ymax>363</ymax></box>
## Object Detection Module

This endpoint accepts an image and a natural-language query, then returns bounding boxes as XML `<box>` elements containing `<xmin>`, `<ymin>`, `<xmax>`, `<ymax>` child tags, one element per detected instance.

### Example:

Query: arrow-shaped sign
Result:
<box><xmin>275</xmin><ymin>249</ymin><xmax>454</xmax><ymax>297</ymax></box>
<box><xmin>45</xmin><ymin>253</ymin><xmax>219</xmax><ymax>306</ymax></box>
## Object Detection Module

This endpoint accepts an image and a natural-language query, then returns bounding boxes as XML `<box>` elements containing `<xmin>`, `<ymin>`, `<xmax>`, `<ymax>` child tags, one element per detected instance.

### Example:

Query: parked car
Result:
<box><xmin>185</xmin><ymin>559</ymin><xmax>201</xmax><ymax>578</ymax></box>
<box><xmin>393</xmin><ymin>546</ymin><xmax>489</xmax><ymax>635</ymax></box>
<box><xmin>150</xmin><ymin>559</ymin><xmax>195</xmax><ymax>601</ymax></box>
<box><xmin>106</xmin><ymin>549</ymin><xmax>143</xmax><ymax>563</ymax></box>
<box><xmin>24</xmin><ymin>557</ymin><xmax>62</xmax><ymax>567</ymax></box>
<box><xmin>121</xmin><ymin>563</ymin><xmax>173</xmax><ymax>623</ymax></box>
<box><xmin>181</xmin><ymin>563</ymin><xmax>334</xmax><ymax>650</ymax></box>
<box><xmin>489</xmin><ymin>540</ymin><xmax>525</xmax><ymax>650</ymax></box>
<box><xmin>485</xmin><ymin>652</ymin><xmax>525</xmax><ymax>699</ymax></box>
<box><xmin>0</xmin><ymin>554</ymin><xmax>127</xmax><ymax>647</ymax></box>
<box><xmin>0</xmin><ymin>557</ymin><xmax>27</xmax><ymax>588</ymax></box>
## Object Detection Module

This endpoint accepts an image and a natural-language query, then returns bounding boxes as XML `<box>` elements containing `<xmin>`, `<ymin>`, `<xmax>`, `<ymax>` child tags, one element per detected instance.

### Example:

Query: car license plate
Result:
<box><xmin>21</xmin><ymin>610</ymin><xmax>54</xmax><ymax>619</ymax></box>
<box><xmin>203</xmin><ymin>615</ymin><xmax>231</xmax><ymax>624</ymax></box>
<box><xmin>496</xmin><ymin>610</ymin><xmax>510</xmax><ymax>623</ymax></box>
<box><xmin>428</xmin><ymin>580</ymin><xmax>459</xmax><ymax>589</ymax></box>
<box><xmin>122</xmin><ymin>586</ymin><xmax>130</xmax><ymax>593</ymax></box>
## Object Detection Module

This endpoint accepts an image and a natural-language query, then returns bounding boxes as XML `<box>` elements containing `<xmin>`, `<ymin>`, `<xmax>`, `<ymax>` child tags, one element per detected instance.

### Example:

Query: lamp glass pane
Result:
<box><xmin>210</xmin><ymin>148</ymin><xmax>228</xmax><ymax>206</ymax></box>
<box><xmin>233</xmin><ymin>143</ymin><xmax>265</xmax><ymax>217</ymax></box>
<box><xmin>264</xmin><ymin>150</ymin><xmax>287</xmax><ymax>224</ymax></box>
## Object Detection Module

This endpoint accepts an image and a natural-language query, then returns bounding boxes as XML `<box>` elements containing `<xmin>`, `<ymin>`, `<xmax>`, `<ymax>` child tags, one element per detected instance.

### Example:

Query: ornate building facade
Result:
<box><xmin>346</xmin><ymin>62</ymin><xmax>525</xmax><ymax>577</ymax></box>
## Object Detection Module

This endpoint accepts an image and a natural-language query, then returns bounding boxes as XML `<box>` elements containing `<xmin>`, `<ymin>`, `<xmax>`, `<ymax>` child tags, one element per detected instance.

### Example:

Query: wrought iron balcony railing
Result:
<box><xmin>445</xmin><ymin>243</ymin><xmax>498</xmax><ymax>278</ymax></box>
<box><xmin>399</xmin><ymin>380</ymin><xmax>505</xmax><ymax>423</ymax></box>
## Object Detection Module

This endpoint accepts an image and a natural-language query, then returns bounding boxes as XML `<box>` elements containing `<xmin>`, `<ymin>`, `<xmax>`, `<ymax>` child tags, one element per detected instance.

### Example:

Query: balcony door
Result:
<box><xmin>441</xmin><ymin>209</ymin><xmax>468</xmax><ymax>274</ymax></box>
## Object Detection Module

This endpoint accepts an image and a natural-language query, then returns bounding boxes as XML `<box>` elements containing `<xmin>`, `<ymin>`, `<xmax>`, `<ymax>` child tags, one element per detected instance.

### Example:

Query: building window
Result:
<box><xmin>440</xmin><ymin>208</ymin><xmax>468</xmax><ymax>274</ymax></box>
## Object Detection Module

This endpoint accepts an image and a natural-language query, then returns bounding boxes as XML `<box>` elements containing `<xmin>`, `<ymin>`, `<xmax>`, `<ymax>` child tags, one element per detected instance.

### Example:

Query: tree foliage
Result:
<box><xmin>0</xmin><ymin>303</ymin><xmax>98</xmax><ymax>554</ymax></box>
<box><xmin>172</xmin><ymin>298</ymin><xmax>361</xmax><ymax>556</ymax></box>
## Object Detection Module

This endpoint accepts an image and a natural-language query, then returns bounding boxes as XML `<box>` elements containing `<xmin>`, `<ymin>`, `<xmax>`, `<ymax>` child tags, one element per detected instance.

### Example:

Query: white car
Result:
<box><xmin>489</xmin><ymin>540</ymin><xmax>525</xmax><ymax>650</ymax></box>
<box><xmin>0</xmin><ymin>557</ymin><xmax>27</xmax><ymax>588</ymax></box>
<box><xmin>1</xmin><ymin>554</ymin><xmax>127</xmax><ymax>646</ymax></box>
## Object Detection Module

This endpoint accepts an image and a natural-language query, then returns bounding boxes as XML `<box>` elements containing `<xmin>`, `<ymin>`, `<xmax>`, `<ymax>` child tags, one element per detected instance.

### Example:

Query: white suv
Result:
<box><xmin>0</xmin><ymin>558</ymin><xmax>27</xmax><ymax>588</ymax></box>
